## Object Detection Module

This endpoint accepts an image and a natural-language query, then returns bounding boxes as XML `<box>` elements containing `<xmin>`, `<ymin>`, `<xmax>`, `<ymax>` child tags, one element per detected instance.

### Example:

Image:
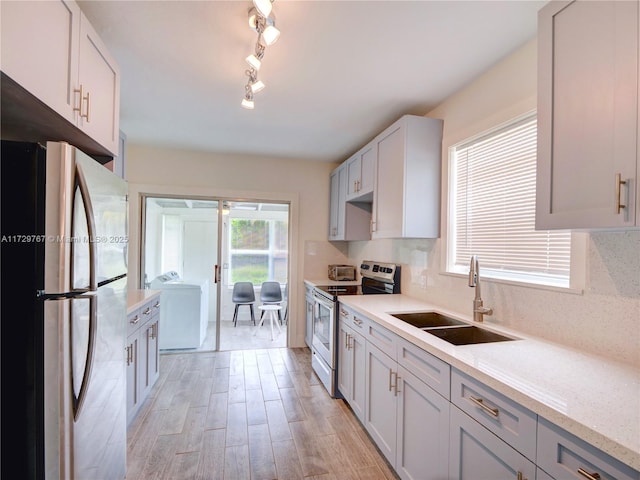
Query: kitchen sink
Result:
<box><xmin>426</xmin><ymin>325</ymin><xmax>518</xmax><ymax>346</ymax></box>
<box><xmin>390</xmin><ymin>311</ymin><xmax>467</xmax><ymax>328</ymax></box>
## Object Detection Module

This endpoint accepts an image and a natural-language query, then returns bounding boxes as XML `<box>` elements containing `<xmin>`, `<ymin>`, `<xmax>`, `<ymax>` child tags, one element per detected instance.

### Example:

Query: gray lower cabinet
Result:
<box><xmin>337</xmin><ymin>320</ymin><xmax>366</xmax><ymax>421</ymax></box>
<box><xmin>364</xmin><ymin>338</ymin><xmax>450</xmax><ymax>480</ymax></box>
<box><xmin>537</xmin><ymin>417</ymin><xmax>640</xmax><ymax>480</ymax></box>
<box><xmin>126</xmin><ymin>296</ymin><xmax>160</xmax><ymax>425</ymax></box>
<box><xmin>365</xmin><ymin>341</ymin><xmax>398</xmax><ymax>464</ymax></box>
<box><xmin>449</xmin><ymin>405</ymin><xmax>536</xmax><ymax>480</ymax></box>
<box><xmin>338</xmin><ymin>305</ymin><xmax>639</xmax><ymax>480</ymax></box>
<box><xmin>396</xmin><ymin>365</ymin><xmax>449</xmax><ymax>480</ymax></box>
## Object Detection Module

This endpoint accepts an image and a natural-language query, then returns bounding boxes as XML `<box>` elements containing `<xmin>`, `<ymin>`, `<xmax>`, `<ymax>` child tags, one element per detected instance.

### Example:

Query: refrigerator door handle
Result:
<box><xmin>74</xmin><ymin>162</ymin><xmax>98</xmax><ymax>292</ymax></box>
<box><xmin>72</xmin><ymin>292</ymin><xmax>97</xmax><ymax>421</ymax></box>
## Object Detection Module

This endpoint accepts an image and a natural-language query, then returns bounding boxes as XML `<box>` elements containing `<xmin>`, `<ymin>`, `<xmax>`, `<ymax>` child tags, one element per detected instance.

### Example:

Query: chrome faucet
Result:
<box><xmin>468</xmin><ymin>255</ymin><xmax>493</xmax><ymax>323</ymax></box>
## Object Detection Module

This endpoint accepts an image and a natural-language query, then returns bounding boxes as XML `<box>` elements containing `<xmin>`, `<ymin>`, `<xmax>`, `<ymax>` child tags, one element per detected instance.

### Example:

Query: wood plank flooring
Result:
<box><xmin>126</xmin><ymin>347</ymin><xmax>399</xmax><ymax>480</ymax></box>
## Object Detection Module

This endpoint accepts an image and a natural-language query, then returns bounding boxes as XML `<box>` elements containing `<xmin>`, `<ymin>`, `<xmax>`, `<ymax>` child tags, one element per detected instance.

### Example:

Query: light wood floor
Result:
<box><xmin>126</xmin><ymin>347</ymin><xmax>399</xmax><ymax>480</ymax></box>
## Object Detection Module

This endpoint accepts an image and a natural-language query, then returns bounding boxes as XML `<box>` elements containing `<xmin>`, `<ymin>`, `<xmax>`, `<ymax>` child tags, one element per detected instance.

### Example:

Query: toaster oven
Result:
<box><xmin>327</xmin><ymin>264</ymin><xmax>356</xmax><ymax>281</ymax></box>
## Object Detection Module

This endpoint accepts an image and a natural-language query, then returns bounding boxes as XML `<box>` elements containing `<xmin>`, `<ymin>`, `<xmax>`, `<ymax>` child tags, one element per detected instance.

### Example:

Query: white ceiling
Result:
<box><xmin>78</xmin><ymin>0</ymin><xmax>545</xmax><ymax>163</ymax></box>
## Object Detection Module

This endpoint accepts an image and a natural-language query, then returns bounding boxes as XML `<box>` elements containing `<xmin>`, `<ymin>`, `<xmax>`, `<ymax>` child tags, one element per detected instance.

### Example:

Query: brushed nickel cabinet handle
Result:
<box><xmin>394</xmin><ymin>376</ymin><xmax>401</xmax><ymax>396</ymax></box>
<box><xmin>615</xmin><ymin>173</ymin><xmax>626</xmax><ymax>214</ymax></box>
<box><xmin>577</xmin><ymin>468</ymin><xmax>601</xmax><ymax>480</ymax></box>
<box><xmin>353</xmin><ymin>317</ymin><xmax>363</xmax><ymax>327</ymax></box>
<box><xmin>130</xmin><ymin>315</ymin><xmax>140</xmax><ymax>325</ymax></box>
<box><xmin>516</xmin><ymin>472</ymin><xmax>528</xmax><ymax>480</ymax></box>
<box><xmin>388</xmin><ymin>369</ymin><xmax>394</xmax><ymax>392</ymax></box>
<box><xmin>143</xmin><ymin>307</ymin><xmax>151</xmax><ymax>315</ymax></box>
<box><xmin>154</xmin><ymin>301</ymin><xmax>160</xmax><ymax>308</ymax></box>
<box><xmin>469</xmin><ymin>396</ymin><xmax>499</xmax><ymax>417</ymax></box>
<box><xmin>83</xmin><ymin>90</ymin><xmax>90</xmax><ymax>122</ymax></box>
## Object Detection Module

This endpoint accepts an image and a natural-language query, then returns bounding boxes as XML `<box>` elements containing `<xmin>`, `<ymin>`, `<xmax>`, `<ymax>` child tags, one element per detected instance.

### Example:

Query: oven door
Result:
<box><xmin>312</xmin><ymin>291</ymin><xmax>335</xmax><ymax>369</ymax></box>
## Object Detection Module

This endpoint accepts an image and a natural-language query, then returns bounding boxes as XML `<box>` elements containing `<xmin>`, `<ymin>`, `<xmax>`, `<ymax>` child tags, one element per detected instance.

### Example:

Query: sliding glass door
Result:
<box><xmin>141</xmin><ymin>196</ymin><xmax>289</xmax><ymax>352</ymax></box>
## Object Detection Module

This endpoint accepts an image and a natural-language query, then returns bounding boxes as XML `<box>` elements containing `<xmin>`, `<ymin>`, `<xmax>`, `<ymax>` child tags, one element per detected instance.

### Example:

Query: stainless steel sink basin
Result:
<box><xmin>426</xmin><ymin>326</ymin><xmax>517</xmax><ymax>346</ymax></box>
<box><xmin>390</xmin><ymin>311</ymin><xmax>467</xmax><ymax>328</ymax></box>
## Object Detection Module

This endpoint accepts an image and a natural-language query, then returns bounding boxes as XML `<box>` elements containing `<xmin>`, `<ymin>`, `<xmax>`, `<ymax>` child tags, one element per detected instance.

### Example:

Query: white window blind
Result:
<box><xmin>449</xmin><ymin>113</ymin><xmax>571</xmax><ymax>287</ymax></box>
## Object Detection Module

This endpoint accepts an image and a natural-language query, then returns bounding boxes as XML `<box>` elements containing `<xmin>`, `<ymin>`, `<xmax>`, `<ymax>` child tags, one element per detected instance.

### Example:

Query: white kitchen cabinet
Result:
<box><xmin>126</xmin><ymin>295</ymin><xmax>161</xmax><ymax>425</ymax></box>
<box><xmin>361</xmin><ymin>322</ymin><xmax>450</xmax><ymax>480</ymax></box>
<box><xmin>396</xmin><ymin>365</ymin><xmax>450</xmax><ymax>480</ymax></box>
<box><xmin>451</xmin><ymin>369</ymin><xmax>537</xmax><ymax>461</ymax></box>
<box><xmin>304</xmin><ymin>283</ymin><xmax>314</xmax><ymax>347</ymax></box>
<box><xmin>337</xmin><ymin>310</ymin><xmax>366</xmax><ymax>422</ymax></box>
<box><xmin>1</xmin><ymin>0</ymin><xmax>80</xmax><ymax>124</ymax></box>
<box><xmin>328</xmin><ymin>163</ymin><xmax>371</xmax><ymax>241</ymax></box>
<box><xmin>449</xmin><ymin>405</ymin><xmax>536</xmax><ymax>480</ymax></box>
<box><xmin>537</xmin><ymin>417</ymin><xmax>640</xmax><ymax>480</ymax></box>
<box><xmin>364</xmin><ymin>341</ymin><xmax>398</xmax><ymax>465</ymax></box>
<box><xmin>77</xmin><ymin>11</ymin><xmax>121</xmax><ymax>156</ymax></box>
<box><xmin>346</xmin><ymin>143</ymin><xmax>376</xmax><ymax>202</ymax></box>
<box><xmin>536</xmin><ymin>0</ymin><xmax>639</xmax><ymax>229</ymax></box>
<box><xmin>371</xmin><ymin>115</ymin><xmax>443</xmax><ymax>238</ymax></box>
<box><xmin>0</xmin><ymin>0</ymin><xmax>120</xmax><ymax>156</ymax></box>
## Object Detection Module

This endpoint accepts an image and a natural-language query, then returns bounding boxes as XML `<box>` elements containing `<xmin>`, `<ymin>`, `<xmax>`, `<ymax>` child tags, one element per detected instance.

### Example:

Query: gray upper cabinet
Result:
<box><xmin>536</xmin><ymin>0</ymin><xmax>639</xmax><ymax>229</ymax></box>
<box><xmin>328</xmin><ymin>163</ymin><xmax>371</xmax><ymax>241</ymax></box>
<box><xmin>1</xmin><ymin>0</ymin><xmax>121</xmax><ymax>156</ymax></box>
<box><xmin>372</xmin><ymin>115</ymin><xmax>443</xmax><ymax>239</ymax></box>
<box><xmin>346</xmin><ymin>143</ymin><xmax>376</xmax><ymax>202</ymax></box>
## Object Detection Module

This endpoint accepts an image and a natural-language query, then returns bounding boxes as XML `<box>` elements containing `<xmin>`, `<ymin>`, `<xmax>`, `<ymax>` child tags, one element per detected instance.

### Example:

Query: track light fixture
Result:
<box><xmin>241</xmin><ymin>0</ymin><xmax>279</xmax><ymax>109</ymax></box>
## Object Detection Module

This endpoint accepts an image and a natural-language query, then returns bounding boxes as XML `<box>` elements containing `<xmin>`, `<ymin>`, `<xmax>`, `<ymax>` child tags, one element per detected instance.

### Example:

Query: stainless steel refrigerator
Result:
<box><xmin>1</xmin><ymin>140</ymin><xmax>128</xmax><ymax>479</ymax></box>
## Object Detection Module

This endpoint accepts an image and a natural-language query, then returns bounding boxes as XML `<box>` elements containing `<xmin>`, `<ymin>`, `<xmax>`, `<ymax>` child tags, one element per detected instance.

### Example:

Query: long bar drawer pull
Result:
<box><xmin>615</xmin><ymin>173</ymin><xmax>626</xmax><ymax>214</ymax></box>
<box><xmin>577</xmin><ymin>468</ymin><xmax>601</xmax><ymax>480</ymax></box>
<box><xmin>469</xmin><ymin>396</ymin><xmax>499</xmax><ymax>417</ymax></box>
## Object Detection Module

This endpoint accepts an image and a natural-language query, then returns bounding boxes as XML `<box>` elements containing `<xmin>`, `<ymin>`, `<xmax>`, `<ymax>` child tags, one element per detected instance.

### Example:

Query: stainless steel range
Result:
<box><xmin>311</xmin><ymin>260</ymin><xmax>401</xmax><ymax>397</ymax></box>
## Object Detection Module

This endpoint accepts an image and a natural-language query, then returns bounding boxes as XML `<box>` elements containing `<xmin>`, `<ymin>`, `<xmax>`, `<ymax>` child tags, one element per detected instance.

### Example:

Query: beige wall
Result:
<box><xmin>348</xmin><ymin>39</ymin><xmax>640</xmax><ymax>368</ymax></box>
<box><xmin>125</xmin><ymin>145</ymin><xmax>349</xmax><ymax>347</ymax></box>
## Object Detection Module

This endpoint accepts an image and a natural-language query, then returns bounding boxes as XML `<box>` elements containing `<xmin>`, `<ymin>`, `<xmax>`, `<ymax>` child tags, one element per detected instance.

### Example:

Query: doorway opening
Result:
<box><xmin>141</xmin><ymin>196</ymin><xmax>290</xmax><ymax>352</ymax></box>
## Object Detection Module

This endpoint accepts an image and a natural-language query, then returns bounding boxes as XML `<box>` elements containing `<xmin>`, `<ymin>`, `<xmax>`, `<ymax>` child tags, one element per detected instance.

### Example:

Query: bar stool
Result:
<box><xmin>255</xmin><ymin>305</ymin><xmax>282</xmax><ymax>340</ymax></box>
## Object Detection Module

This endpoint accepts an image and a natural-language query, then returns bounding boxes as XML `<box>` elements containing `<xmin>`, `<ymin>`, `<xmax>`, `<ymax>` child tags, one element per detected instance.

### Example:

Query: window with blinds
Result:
<box><xmin>448</xmin><ymin>113</ymin><xmax>571</xmax><ymax>287</ymax></box>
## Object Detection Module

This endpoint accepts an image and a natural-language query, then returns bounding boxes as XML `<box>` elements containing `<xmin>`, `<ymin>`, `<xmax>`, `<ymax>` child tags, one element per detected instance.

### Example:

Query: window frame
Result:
<box><xmin>444</xmin><ymin>111</ymin><xmax>586</xmax><ymax>293</ymax></box>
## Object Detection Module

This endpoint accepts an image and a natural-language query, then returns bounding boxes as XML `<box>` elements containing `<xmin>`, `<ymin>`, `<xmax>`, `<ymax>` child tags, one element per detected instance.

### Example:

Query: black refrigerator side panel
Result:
<box><xmin>1</xmin><ymin>141</ymin><xmax>47</xmax><ymax>480</ymax></box>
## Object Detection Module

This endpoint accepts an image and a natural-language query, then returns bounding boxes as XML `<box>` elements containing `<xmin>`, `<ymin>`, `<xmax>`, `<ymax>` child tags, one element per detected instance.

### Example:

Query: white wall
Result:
<box><xmin>125</xmin><ymin>145</ymin><xmax>349</xmax><ymax>347</ymax></box>
<box><xmin>348</xmin><ymin>40</ymin><xmax>640</xmax><ymax>368</ymax></box>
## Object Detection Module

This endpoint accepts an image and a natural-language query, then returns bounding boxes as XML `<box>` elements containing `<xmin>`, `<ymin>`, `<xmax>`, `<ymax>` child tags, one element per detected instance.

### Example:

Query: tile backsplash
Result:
<box><xmin>347</xmin><ymin>231</ymin><xmax>640</xmax><ymax>368</ymax></box>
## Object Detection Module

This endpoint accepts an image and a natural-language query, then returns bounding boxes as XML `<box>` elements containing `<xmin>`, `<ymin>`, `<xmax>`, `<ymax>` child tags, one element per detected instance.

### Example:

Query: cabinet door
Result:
<box><xmin>373</xmin><ymin>123</ymin><xmax>405</xmax><ymax>238</ymax></box>
<box><xmin>0</xmin><ymin>0</ymin><xmax>80</xmax><ymax>123</ymax></box>
<box><xmin>346</xmin><ymin>154</ymin><xmax>361</xmax><ymax>199</ymax></box>
<box><xmin>305</xmin><ymin>294</ymin><xmax>314</xmax><ymax>347</ymax></box>
<box><xmin>78</xmin><ymin>12</ymin><xmax>120</xmax><ymax>155</ymax></box>
<box><xmin>349</xmin><ymin>328</ymin><xmax>366</xmax><ymax>422</ymax></box>
<box><xmin>449</xmin><ymin>406</ymin><xmax>536</xmax><ymax>480</ymax></box>
<box><xmin>365</xmin><ymin>341</ymin><xmax>397</xmax><ymax>465</ymax></box>
<box><xmin>337</xmin><ymin>322</ymin><xmax>353</xmax><ymax>402</ymax></box>
<box><xmin>328</xmin><ymin>166</ymin><xmax>346</xmax><ymax>240</ymax></box>
<box><xmin>537</xmin><ymin>0</ymin><xmax>638</xmax><ymax>229</ymax></box>
<box><xmin>396</xmin><ymin>366</ymin><xmax>449</xmax><ymax>480</ymax></box>
<box><xmin>359</xmin><ymin>143</ymin><xmax>376</xmax><ymax>197</ymax></box>
<box><xmin>126</xmin><ymin>335</ymin><xmax>138</xmax><ymax>424</ymax></box>
<box><xmin>148</xmin><ymin>318</ymin><xmax>160</xmax><ymax>389</ymax></box>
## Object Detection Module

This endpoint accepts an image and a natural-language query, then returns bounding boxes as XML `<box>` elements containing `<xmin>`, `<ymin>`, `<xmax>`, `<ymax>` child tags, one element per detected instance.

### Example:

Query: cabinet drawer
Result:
<box><xmin>537</xmin><ymin>417</ymin><xmax>639</xmax><ymax>480</ymax></box>
<box><xmin>149</xmin><ymin>297</ymin><xmax>161</xmax><ymax>319</ymax></box>
<box><xmin>127</xmin><ymin>308</ymin><xmax>142</xmax><ymax>336</ymax></box>
<box><xmin>364</xmin><ymin>318</ymin><xmax>397</xmax><ymax>359</ymax></box>
<box><xmin>397</xmin><ymin>337</ymin><xmax>450</xmax><ymax>399</ymax></box>
<box><xmin>451</xmin><ymin>369</ymin><xmax>537</xmax><ymax>460</ymax></box>
<box><xmin>338</xmin><ymin>305</ymin><xmax>368</xmax><ymax>333</ymax></box>
<box><xmin>139</xmin><ymin>300</ymin><xmax>155</xmax><ymax>325</ymax></box>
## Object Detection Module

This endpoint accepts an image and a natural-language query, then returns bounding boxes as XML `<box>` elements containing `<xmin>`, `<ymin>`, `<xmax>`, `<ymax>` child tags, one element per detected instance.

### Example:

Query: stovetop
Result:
<box><xmin>314</xmin><ymin>284</ymin><xmax>362</xmax><ymax>297</ymax></box>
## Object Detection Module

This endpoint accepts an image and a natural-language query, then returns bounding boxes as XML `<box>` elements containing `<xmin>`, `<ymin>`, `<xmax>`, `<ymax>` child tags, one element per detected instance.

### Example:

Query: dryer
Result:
<box><xmin>150</xmin><ymin>272</ymin><xmax>209</xmax><ymax>349</ymax></box>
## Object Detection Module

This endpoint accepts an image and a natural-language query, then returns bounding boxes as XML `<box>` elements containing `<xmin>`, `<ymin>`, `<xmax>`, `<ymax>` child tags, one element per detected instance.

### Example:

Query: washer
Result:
<box><xmin>150</xmin><ymin>272</ymin><xmax>209</xmax><ymax>349</ymax></box>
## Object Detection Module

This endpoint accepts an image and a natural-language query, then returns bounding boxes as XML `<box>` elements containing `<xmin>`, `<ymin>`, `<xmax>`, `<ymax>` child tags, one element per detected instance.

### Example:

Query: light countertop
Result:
<box><xmin>304</xmin><ymin>278</ymin><xmax>360</xmax><ymax>287</ymax></box>
<box><xmin>337</xmin><ymin>294</ymin><xmax>640</xmax><ymax>471</ymax></box>
<box><xmin>127</xmin><ymin>289</ymin><xmax>161</xmax><ymax>313</ymax></box>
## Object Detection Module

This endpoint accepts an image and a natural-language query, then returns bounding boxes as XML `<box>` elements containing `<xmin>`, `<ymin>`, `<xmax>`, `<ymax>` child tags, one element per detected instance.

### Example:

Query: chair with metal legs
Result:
<box><xmin>232</xmin><ymin>282</ymin><xmax>256</xmax><ymax>327</ymax></box>
<box><xmin>259</xmin><ymin>281</ymin><xmax>283</xmax><ymax>325</ymax></box>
